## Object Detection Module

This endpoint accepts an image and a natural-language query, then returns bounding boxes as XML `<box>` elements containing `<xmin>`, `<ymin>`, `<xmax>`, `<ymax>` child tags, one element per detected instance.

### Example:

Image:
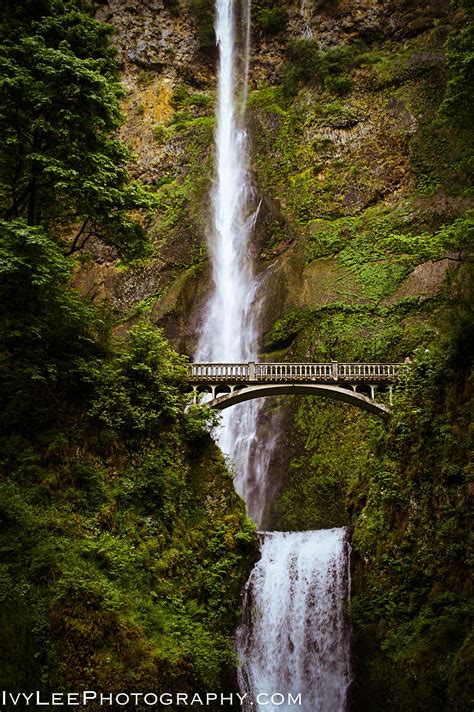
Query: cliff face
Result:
<box><xmin>86</xmin><ymin>0</ymin><xmax>468</xmax><ymax>355</ymax></box>
<box><xmin>80</xmin><ymin>3</ymin><xmax>472</xmax><ymax>709</ymax></box>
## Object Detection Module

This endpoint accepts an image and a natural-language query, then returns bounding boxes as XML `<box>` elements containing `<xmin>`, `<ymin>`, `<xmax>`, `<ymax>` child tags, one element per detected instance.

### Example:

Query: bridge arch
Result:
<box><xmin>205</xmin><ymin>383</ymin><xmax>390</xmax><ymax>418</ymax></box>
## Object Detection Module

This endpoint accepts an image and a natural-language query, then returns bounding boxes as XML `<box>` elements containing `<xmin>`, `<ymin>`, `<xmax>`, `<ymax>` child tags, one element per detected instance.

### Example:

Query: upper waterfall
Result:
<box><xmin>195</xmin><ymin>0</ymin><xmax>273</xmax><ymax>527</ymax></box>
<box><xmin>195</xmin><ymin>0</ymin><xmax>256</xmax><ymax>364</ymax></box>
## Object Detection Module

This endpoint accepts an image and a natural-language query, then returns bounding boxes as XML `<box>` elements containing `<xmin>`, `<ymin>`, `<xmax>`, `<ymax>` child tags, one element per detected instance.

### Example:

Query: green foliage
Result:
<box><xmin>90</xmin><ymin>322</ymin><xmax>188</xmax><ymax>441</ymax></box>
<box><xmin>304</xmin><ymin>208</ymin><xmax>473</xmax><ymax>301</ymax></box>
<box><xmin>253</xmin><ymin>1</ymin><xmax>287</xmax><ymax>35</ymax></box>
<box><xmin>350</xmin><ymin>331</ymin><xmax>474</xmax><ymax>711</ymax></box>
<box><xmin>0</xmin><ymin>0</ymin><xmax>154</xmax><ymax>260</ymax></box>
<box><xmin>152</xmin><ymin>124</ymin><xmax>168</xmax><ymax>143</ymax></box>
<box><xmin>272</xmin><ymin>400</ymin><xmax>384</xmax><ymax>530</ymax></box>
<box><xmin>171</xmin><ymin>84</ymin><xmax>212</xmax><ymax>111</ymax></box>
<box><xmin>264</xmin><ymin>299</ymin><xmax>440</xmax><ymax>362</ymax></box>
<box><xmin>249</xmin><ymin>96</ymin><xmax>379</xmax><ymax>225</ymax></box>
<box><xmin>151</xmin><ymin>114</ymin><xmax>214</xmax><ymax>259</ymax></box>
<box><xmin>0</xmin><ymin>219</ymin><xmax>106</xmax><ymax>433</ymax></box>
<box><xmin>319</xmin><ymin>99</ymin><xmax>360</xmax><ymax>128</ymax></box>
<box><xmin>0</xmin><ymin>303</ymin><xmax>256</xmax><ymax>697</ymax></box>
<box><xmin>0</xmin><ymin>432</ymin><xmax>256</xmax><ymax>699</ymax></box>
<box><xmin>442</xmin><ymin>22</ymin><xmax>474</xmax><ymax>129</ymax></box>
<box><xmin>187</xmin><ymin>0</ymin><xmax>215</xmax><ymax>52</ymax></box>
<box><xmin>410</xmin><ymin>111</ymin><xmax>473</xmax><ymax>198</ymax></box>
<box><xmin>185</xmin><ymin>404</ymin><xmax>222</xmax><ymax>445</ymax></box>
<box><xmin>282</xmin><ymin>39</ymin><xmax>357</xmax><ymax>97</ymax></box>
<box><xmin>402</xmin><ymin>21</ymin><xmax>474</xmax><ymax>198</ymax></box>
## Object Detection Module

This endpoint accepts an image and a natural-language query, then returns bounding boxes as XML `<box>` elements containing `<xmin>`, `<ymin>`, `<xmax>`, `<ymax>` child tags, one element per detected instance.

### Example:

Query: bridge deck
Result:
<box><xmin>189</xmin><ymin>361</ymin><xmax>404</xmax><ymax>384</ymax></box>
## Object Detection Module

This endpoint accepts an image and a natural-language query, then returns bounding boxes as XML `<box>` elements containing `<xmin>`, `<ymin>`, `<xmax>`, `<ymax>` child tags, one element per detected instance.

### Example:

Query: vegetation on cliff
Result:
<box><xmin>0</xmin><ymin>1</ymin><xmax>255</xmax><ymax>705</ymax></box>
<box><xmin>351</xmin><ymin>316</ymin><xmax>473</xmax><ymax>712</ymax></box>
<box><xmin>0</xmin><ymin>311</ymin><xmax>255</xmax><ymax>701</ymax></box>
<box><xmin>255</xmin><ymin>2</ymin><xmax>473</xmax><ymax>708</ymax></box>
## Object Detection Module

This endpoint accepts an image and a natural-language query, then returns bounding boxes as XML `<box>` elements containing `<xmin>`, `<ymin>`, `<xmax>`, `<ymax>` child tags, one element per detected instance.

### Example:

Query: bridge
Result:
<box><xmin>188</xmin><ymin>362</ymin><xmax>405</xmax><ymax>418</ymax></box>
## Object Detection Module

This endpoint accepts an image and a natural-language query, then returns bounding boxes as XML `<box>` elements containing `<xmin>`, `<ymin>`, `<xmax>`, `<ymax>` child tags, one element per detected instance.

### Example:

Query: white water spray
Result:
<box><xmin>195</xmin><ymin>0</ymin><xmax>255</xmax><ymax>364</ymax></box>
<box><xmin>196</xmin><ymin>4</ymin><xmax>353</xmax><ymax>708</ymax></box>
<box><xmin>195</xmin><ymin>0</ymin><xmax>271</xmax><ymax>526</ymax></box>
<box><xmin>300</xmin><ymin>0</ymin><xmax>313</xmax><ymax>38</ymax></box>
<box><xmin>237</xmin><ymin>528</ymin><xmax>353</xmax><ymax>712</ymax></box>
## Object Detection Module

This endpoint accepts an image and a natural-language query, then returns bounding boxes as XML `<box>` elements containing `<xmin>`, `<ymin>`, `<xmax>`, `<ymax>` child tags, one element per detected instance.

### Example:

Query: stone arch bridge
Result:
<box><xmin>188</xmin><ymin>362</ymin><xmax>405</xmax><ymax>418</ymax></box>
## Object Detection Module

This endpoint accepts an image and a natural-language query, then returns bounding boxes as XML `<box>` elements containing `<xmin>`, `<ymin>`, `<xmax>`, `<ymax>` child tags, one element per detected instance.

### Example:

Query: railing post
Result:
<box><xmin>332</xmin><ymin>361</ymin><xmax>338</xmax><ymax>381</ymax></box>
<box><xmin>248</xmin><ymin>361</ymin><xmax>256</xmax><ymax>382</ymax></box>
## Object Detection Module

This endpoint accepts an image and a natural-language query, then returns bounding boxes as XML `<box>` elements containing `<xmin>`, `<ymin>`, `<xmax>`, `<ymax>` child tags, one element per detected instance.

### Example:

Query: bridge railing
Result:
<box><xmin>188</xmin><ymin>362</ymin><xmax>404</xmax><ymax>383</ymax></box>
<box><xmin>254</xmin><ymin>363</ymin><xmax>334</xmax><ymax>380</ymax></box>
<box><xmin>189</xmin><ymin>363</ymin><xmax>250</xmax><ymax>380</ymax></box>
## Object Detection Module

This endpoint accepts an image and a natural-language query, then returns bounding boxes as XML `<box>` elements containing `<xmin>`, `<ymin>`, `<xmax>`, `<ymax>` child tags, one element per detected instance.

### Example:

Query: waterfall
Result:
<box><xmin>300</xmin><ymin>0</ymin><xmax>313</xmax><ymax>38</ymax></box>
<box><xmin>237</xmin><ymin>529</ymin><xmax>353</xmax><ymax>712</ymax></box>
<box><xmin>195</xmin><ymin>0</ymin><xmax>270</xmax><ymax>526</ymax></box>
<box><xmin>196</xmin><ymin>4</ymin><xmax>353</xmax><ymax>709</ymax></box>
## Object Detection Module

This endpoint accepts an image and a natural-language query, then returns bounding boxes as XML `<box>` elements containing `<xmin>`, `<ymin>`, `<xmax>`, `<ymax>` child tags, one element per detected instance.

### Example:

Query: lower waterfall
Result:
<box><xmin>236</xmin><ymin>528</ymin><xmax>352</xmax><ymax>712</ymax></box>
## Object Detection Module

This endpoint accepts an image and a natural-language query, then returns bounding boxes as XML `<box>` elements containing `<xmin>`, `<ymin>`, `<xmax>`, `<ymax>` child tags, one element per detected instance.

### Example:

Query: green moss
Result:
<box><xmin>171</xmin><ymin>85</ymin><xmax>213</xmax><ymax>112</ymax></box>
<box><xmin>281</xmin><ymin>38</ymin><xmax>367</xmax><ymax>97</ymax></box>
<box><xmin>410</xmin><ymin>113</ymin><xmax>474</xmax><ymax>198</ymax></box>
<box><xmin>302</xmin><ymin>206</ymin><xmax>474</xmax><ymax>301</ymax></box>
<box><xmin>271</xmin><ymin>399</ymin><xmax>384</xmax><ymax>530</ymax></box>
<box><xmin>319</xmin><ymin>99</ymin><xmax>360</xmax><ymax>128</ymax></box>
<box><xmin>152</xmin><ymin>124</ymin><xmax>168</xmax><ymax>143</ymax></box>
<box><xmin>151</xmin><ymin>115</ymin><xmax>214</xmax><ymax>254</ymax></box>
<box><xmin>350</xmin><ymin>326</ymin><xmax>474</xmax><ymax>711</ymax></box>
<box><xmin>264</xmin><ymin>298</ymin><xmax>447</xmax><ymax>361</ymax></box>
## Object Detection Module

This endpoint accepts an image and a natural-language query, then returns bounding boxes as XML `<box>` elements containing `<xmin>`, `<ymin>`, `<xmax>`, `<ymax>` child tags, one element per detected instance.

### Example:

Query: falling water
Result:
<box><xmin>300</xmin><ymin>0</ymin><xmax>313</xmax><ymax>38</ymax></box>
<box><xmin>196</xmin><ymin>2</ymin><xmax>353</xmax><ymax>708</ymax></box>
<box><xmin>195</xmin><ymin>0</ymin><xmax>271</xmax><ymax>526</ymax></box>
<box><xmin>237</xmin><ymin>529</ymin><xmax>353</xmax><ymax>712</ymax></box>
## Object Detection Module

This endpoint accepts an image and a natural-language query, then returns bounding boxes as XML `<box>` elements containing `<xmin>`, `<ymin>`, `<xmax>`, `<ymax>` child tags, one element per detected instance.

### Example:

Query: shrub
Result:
<box><xmin>152</xmin><ymin>125</ymin><xmax>168</xmax><ymax>143</ymax></box>
<box><xmin>254</xmin><ymin>4</ymin><xmax>287</xmax><ymax>34</ymax></box>
<box><xmin>187</xmin><ymin>0</ymin><xmax>215</xmax><ymax>51</ymax></box>
<box><xmin>89</xmin><ymin>322</ymin><xmax>188</xmax><ymax>442</ymax></box>
<box><xmin>282</xmin><ymin>39</ymin><xmax>360</xmax><ymax>96</ymax></box>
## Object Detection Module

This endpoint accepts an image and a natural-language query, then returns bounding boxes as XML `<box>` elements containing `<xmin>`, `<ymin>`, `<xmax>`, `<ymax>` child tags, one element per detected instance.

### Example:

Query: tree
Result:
<box><xmin>90</xmin><ymin>322</ymin><xmax>189</xmax><ymax>442</ymax></box>
<box><xmin>0</xmin><ymin>219</ymin><xmax>107</xmax><ymax>433</ymax></box>
<box><xmin>0</xmin><ymin>0</ymin><xmax>154</xmax><ymax>260</ymax></box>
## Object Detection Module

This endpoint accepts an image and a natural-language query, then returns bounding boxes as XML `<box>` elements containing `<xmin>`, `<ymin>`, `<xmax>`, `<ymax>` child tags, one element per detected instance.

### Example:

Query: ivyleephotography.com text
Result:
<box><xmin>1</xmin><ymin>691</ymin><xmax>303</xmax><ymax>708</ymax></box>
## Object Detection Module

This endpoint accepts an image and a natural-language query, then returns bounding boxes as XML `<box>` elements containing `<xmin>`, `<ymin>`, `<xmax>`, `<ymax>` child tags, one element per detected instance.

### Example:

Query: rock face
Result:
<box><xmin>81</xmin><ymin>0</ymin><xmax>466</xmax><ymax>359</ymax></box>
<box><xmin>81</xmin><ymin>2</ymin><xmax>462</xmax><ymax>352</ymax></box>
<box><xmin>94</xmin><ymin>0</ymin><xmax>200</xmax><ymax>80</ymax></box>
<box><xmin>81</xmin><ymin>0</ymin><xmax>471</xmax><ymax>539</ymax></box>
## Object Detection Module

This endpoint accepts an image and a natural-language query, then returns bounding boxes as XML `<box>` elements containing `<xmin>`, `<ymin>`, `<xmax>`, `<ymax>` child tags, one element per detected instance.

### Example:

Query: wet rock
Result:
<box><xmin>384</xmin><ymin>256</ymin><xmax>462</xmax><ymax>304</ymax></box>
